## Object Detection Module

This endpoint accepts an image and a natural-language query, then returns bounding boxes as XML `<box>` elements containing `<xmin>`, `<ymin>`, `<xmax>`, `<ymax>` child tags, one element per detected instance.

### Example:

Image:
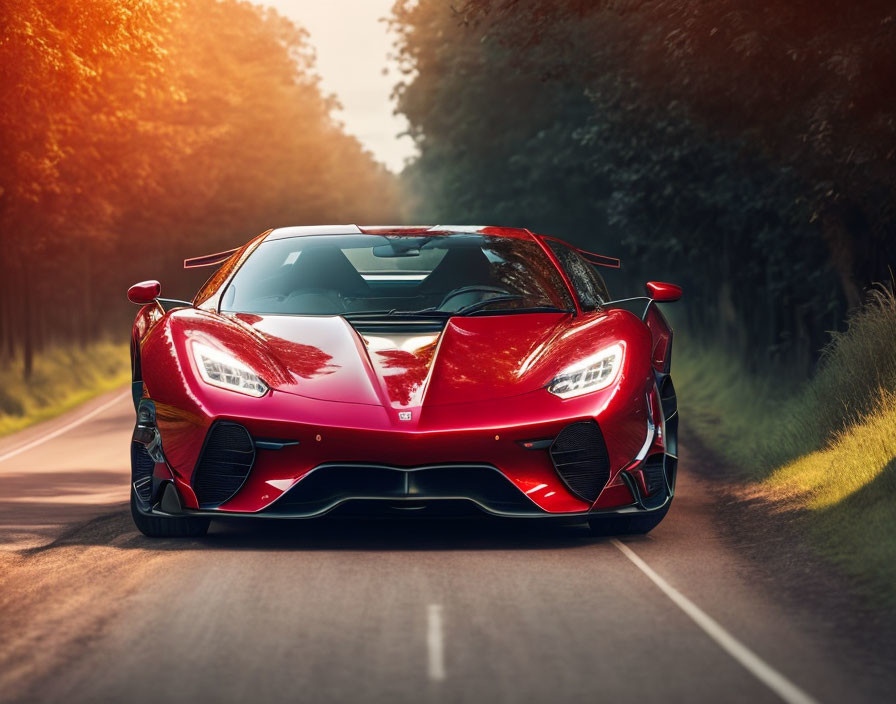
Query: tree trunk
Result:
<box><xmin>79</xmin><ymin>247</ymin><xmax>89</xmax><ymax>349</ymax></box>
<box><xmin>0</xmin><ymin>255</ymin><xmax>7</xmax><ymax>362</ymax></box>
<box><xmin>821</xmin><ymin>211</ymin><xmax>862</xmax><ymax>310</ymax></box>
<box><xmin>22</xmin><ymin>256</ymin><xmax>33</xmax><ymax>380</ymax></box>
<box><xmin>4</xmin><ymin>282</ymin><xmax>14</xmax><ymax>360</ymax></box>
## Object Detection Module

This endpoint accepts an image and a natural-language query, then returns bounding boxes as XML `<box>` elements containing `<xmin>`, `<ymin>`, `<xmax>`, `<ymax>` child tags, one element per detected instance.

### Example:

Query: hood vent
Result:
<box><xmin>345</xmin><ymin>317</ymin><xmax>448</xmax><ymax>335</ymax></box>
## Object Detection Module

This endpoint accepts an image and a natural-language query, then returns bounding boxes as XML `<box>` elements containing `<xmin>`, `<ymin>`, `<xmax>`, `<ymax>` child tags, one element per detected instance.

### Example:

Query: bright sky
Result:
<box><xmin>263</xmin><ymin>0</ymin><xmax>416</xmax><ymax>173</ymax></box>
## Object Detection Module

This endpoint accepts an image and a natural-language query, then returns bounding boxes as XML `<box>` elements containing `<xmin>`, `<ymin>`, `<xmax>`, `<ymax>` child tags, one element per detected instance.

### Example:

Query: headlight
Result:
<box><xmin>192</xmin><ymin>342</ymin><xmax>269</xmax><ymax>397</ymax></box>
<box><xmin>547</xmin><ymin>343</ymin><xmax>623</xmax><ymax>399</ymax></box>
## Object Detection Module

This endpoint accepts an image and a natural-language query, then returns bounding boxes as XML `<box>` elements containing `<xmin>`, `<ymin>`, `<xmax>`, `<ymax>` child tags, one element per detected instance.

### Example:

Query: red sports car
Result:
<box><xmin>127</xmin><ymin>225</ymin><xmax>681</xmax><ymax>537</ymax></box>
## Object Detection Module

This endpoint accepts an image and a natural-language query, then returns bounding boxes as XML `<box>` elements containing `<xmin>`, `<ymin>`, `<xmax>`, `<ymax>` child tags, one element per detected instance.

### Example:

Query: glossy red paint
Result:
<box><xmin>131</xmin><ymin>225</ymin><xmax>679</xmax><ymax>520</ymax></box>
<box><xmin>127</xmin><ymin>280</ymin><xmax>161</xmax><ymax>305</ymax></box>
<box><xmin>646</xmin><ymin>281</ymin><xmax>682</xmax><ymax>302</ymax></box>
<box><xmin>139</xmin><ymin>306</ymin><xmax>651</xmax><ymax>513</ymax></box>
<box><xmin>644</xmin><ymin>303</ymin><xmax>674</xmax><ymax>373</ymax></box>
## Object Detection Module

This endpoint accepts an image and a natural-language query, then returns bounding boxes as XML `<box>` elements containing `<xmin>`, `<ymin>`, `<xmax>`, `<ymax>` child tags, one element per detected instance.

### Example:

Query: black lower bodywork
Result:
<box><xmin>130</xmin><ymin>380</ymin><xmax>678</xmax><ymax>534</ymax></box>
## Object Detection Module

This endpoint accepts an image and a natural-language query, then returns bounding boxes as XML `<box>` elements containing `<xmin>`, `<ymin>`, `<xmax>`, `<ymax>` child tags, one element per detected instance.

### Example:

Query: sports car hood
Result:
<box><xmin>176</xmin><ymin>308</ymin><xmax>642</xmax><ymax>409</ymax></box>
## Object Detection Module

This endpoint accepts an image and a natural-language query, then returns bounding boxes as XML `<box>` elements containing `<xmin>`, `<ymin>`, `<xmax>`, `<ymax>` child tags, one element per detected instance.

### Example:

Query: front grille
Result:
<box><xmin>265</xmin><ymin>464</ymin><xmax>536</xmax><ymax>516</ymax></box>
<box><xmin>549</xmin><ymin>421</ymin><xmax>611</xmax><ymax>503</ymax></box>
<box><xmin>131</xmin><ymin>442</ymin><xmax>154</xmax><ymax>503</ymax></box>
<box><xmin>193</xmin><ymin>422</ymin><xmax>255</xmax><ymax>507</ymax></box>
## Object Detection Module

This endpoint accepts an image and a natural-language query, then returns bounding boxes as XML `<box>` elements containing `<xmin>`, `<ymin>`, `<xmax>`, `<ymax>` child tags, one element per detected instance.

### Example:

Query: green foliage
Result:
<box><xmin>808</xmin><ymin>449</ymin><xmax>896</xmax><ymax>606</ymax></box>
<box><xmin>390</xmin><ymin>0</ymin><xmax>896</xmax><ymax>369</ymax></box>
<box><xmin>0</xmin><ymin>342</ymin><xmax>130</xmax><ymax>437</ymax></box>
<box><xmin>672</xmin><ymin>337</ymin><xmax>795</xmax><ymax>475</ymax></box>
<box><xmin>678</xmin><ymin>287</ymin><xmax>896</xmax><ymax>474</ymax></box>
<box><xmin>0</xmin><ymin>1</ymin><xmax>401</xmax><ymax>376</ymax></box>
<box><xmin>676</xmin><ymin>291</ymin><xmax>896</xmax><ymax>604</ymax></box>
<box><xmin>799</xmin><ymin>287</ymin><xmax>896</xmax><ymax>449</ymax></box>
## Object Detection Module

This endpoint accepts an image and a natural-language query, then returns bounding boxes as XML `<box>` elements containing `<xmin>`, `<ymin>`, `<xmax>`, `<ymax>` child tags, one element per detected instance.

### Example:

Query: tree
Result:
<box><xmin>0</xmin><ymin>0</ymin><xmax>401</xmax><ymax>377</ymax></box>
<box><xmin>391</xmin><ymin>0</ymin><xmax>896</xmax><ymax>368</ymax></box>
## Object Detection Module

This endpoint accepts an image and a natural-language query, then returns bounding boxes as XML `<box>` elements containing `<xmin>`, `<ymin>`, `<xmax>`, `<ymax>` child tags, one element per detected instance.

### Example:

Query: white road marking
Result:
<box><xmin>0</xmin><ymin>391</ymin><xmax>130</xmax><ymax>465</ymax></box>
<box><xmin>611</xmin><ymin>539</ymin><xmax>820</xmax><ymax>704</ymax></box>
<box><xmin>427</xmin><ymin>603</ymin><xmax>445</xmax><ymax>682</ymax></box>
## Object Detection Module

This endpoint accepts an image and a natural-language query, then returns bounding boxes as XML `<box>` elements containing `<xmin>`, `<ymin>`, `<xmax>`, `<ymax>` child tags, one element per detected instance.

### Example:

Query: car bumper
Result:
<box><xmin>135</xmin><ymin>465</ymin><xmax>673</xmax><ymax>521</ymax></box>
<box><xmin>140</xmin><ymin>381</ymin><xmax>671</xmax><ymax>517</ymax></box>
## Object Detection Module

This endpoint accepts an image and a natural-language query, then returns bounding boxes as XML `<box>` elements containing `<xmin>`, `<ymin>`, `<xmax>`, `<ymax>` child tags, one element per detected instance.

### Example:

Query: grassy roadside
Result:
<box><xmin>0</xmin><ymin>342</ymin><xmax>131</xmax><ymax>438</ymax></box>
<box><xmin>675</xmin><ymin>288</ymin><xmax>896</xmax><ymax>605</ymax></box>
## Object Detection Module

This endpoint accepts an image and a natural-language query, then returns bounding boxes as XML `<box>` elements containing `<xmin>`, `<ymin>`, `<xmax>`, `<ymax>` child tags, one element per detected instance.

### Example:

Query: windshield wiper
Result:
<box><xmin>344</xmin><ymin>297</ymin><xmax>524</xmax><ymax>318</ymax></box>
<box><xmin>463</xmin><ymin>305</ymin><xmax>573</xmax><ymax>316</ymax></box>
<box><xmin>451</xmin><ymin>295</ymin><xmax>525</xmax><ymax>316</ymax></box>
<box><xmin>343</xmin><ymin>298</ymin><xmax>571</xmax><ymax>320</ymax></box>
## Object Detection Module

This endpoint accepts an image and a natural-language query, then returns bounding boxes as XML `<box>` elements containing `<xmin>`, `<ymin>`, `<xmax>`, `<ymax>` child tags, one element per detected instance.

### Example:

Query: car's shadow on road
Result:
<box><xmin>33</xmin><ymin>506</ymin><xmax>612</xmax><ymax>553</ymax></box>
<box><xmin>199</xmin><ymin>513</ymin><xmax>604</xmax><ymax>551</ymax></box>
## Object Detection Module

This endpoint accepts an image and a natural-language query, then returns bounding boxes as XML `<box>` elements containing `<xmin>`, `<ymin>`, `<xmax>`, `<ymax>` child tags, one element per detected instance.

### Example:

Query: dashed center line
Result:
<box><xmin>611</xmin><ymin>539</ymin><xmax>820</xmax><ymax>704</ymax></box>
<box><xmin>427</xmin><ymin>603</ymin><xmax>445</xmax><ymax>681</ymax></box>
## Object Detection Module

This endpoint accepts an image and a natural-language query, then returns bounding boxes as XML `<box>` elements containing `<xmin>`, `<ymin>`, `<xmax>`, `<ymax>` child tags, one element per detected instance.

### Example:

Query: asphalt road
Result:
<box><xmin>0</xmin><ymin>390</ymin><xmax>891</xmax><ymax>704</ymax></box>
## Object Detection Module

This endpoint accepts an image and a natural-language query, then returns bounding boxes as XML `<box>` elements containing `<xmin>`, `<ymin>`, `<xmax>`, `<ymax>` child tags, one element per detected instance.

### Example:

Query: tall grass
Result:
<box><xmin>676</xmin><ymin>287</ymin><xmax>896</xmax><ymax>603</ymax></box>
<box><xmin>0</xmin><ymin>342</ymin><xmax>130</xmax><ymax>437</ymax></box>
<box><xmin>795</xmin><ymin>286</ymin><xmax>896</xmax><ymax>447</ymax></box>
<box><xmin>677</xmin><ymin>286</ymin><xmax>896</xmax><ymax>475</ymax></box>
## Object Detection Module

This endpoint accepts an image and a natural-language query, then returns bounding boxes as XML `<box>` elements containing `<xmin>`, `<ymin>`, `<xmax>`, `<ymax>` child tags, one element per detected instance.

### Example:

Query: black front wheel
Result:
<box><xmin>587</xmin><ymin>501</ymin><xmax>671</xmax><ymax>536</ymax></box>
<box><xmin>130</xmin><ymin>491</ymin><xmax>210</xmax><ymax>538</ymax></box>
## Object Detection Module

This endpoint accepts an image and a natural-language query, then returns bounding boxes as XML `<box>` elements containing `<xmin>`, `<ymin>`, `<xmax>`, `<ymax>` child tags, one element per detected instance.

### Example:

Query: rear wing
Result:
<box><xmin>183</xmin><ymin>248</ymin><xmax>240</xmax><ymax>269</ymax></box>
<box><xmin>539</xmin><ymin>235</ymin><xmax>621</xmax><ymax>269</ymax></box>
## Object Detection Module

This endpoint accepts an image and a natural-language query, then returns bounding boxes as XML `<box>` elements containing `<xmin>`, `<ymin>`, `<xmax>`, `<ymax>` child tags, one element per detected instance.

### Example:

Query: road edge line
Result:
<box><xmin>0</xmin><ymin>391</ymin><xmax>131</xmax><ymax>464</ymax></box>
<box><xmin>611</xmin><ymin>538</ymin><xmax>820</xmax><ymax>704</ymax></box>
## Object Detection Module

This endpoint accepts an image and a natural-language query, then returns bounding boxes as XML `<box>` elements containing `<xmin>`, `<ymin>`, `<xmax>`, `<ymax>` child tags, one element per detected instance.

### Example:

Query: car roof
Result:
<box><xmin>264</xmin><ymin>225</ymin><xmax>536</xmax><ymax>241</ymax></box>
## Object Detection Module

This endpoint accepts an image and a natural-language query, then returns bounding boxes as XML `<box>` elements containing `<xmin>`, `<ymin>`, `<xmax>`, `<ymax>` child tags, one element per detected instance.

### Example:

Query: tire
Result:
<box><xmin>130</xmin><ymin>491</ymin><xmax>210</xmax><ymax>538</ymax></box>
<box><xmin>587</xmin><ymin>501</ymin><xmax>671</xmax><ymax>536</ymax></box>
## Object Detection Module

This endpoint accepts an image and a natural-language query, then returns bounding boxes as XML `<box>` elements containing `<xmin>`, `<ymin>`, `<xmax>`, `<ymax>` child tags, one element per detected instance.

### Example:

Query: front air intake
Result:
<box><xmin>131</xmin><ymin>442</ymin><xmax>155</xmax><ymax>504</ymax></box>
<box><xmin>549</xmin><ymin>421</ymin><xmax>611</xmax><ymax>503</ymax></box>
<box><xmin>192</xmin><ymin>422</ymin><xmax>255</xmax><ymax>507</ymax></box>
<box><xmin>642</xmin><ymin>454</ymin><xmax>666</xmax><ymax>496</ymax></box>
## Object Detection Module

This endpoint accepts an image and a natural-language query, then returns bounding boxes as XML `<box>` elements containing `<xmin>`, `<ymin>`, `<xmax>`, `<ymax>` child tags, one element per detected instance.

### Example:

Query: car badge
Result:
<box><xmin>398</xmin><ymin>411</ymin><xmax>412</xmax><ymax>421</ymax></box>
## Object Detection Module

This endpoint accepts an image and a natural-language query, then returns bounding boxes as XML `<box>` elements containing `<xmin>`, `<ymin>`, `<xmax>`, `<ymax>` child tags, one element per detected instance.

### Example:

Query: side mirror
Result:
<box><xmin>646</xmin><ymin>281</ymin><xmax>682</xmax><ymax>302</ymax></box>
<box><xmin>128</xmin><ymin>280</ymin><xmax>161</xmax><ymax>305</ymax></box>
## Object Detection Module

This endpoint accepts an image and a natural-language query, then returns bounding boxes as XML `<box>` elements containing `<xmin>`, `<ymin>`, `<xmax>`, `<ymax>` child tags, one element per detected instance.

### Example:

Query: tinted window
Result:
<box><xmin>547</xmin><ymin>241</ymin><xmax>610</xmax><ymax>310</ymax></box>
<box><xmin>220</xmin><ymin>234</ymin><xmax>575</xmax><ymax>316</ymax></box>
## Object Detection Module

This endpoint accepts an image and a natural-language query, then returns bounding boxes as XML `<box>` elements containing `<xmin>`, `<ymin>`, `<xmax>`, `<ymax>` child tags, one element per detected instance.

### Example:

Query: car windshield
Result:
<box><xmin>219</xmin><ymin>233</ymin><xmax>575</xmax><ymax>317</ymax></box>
